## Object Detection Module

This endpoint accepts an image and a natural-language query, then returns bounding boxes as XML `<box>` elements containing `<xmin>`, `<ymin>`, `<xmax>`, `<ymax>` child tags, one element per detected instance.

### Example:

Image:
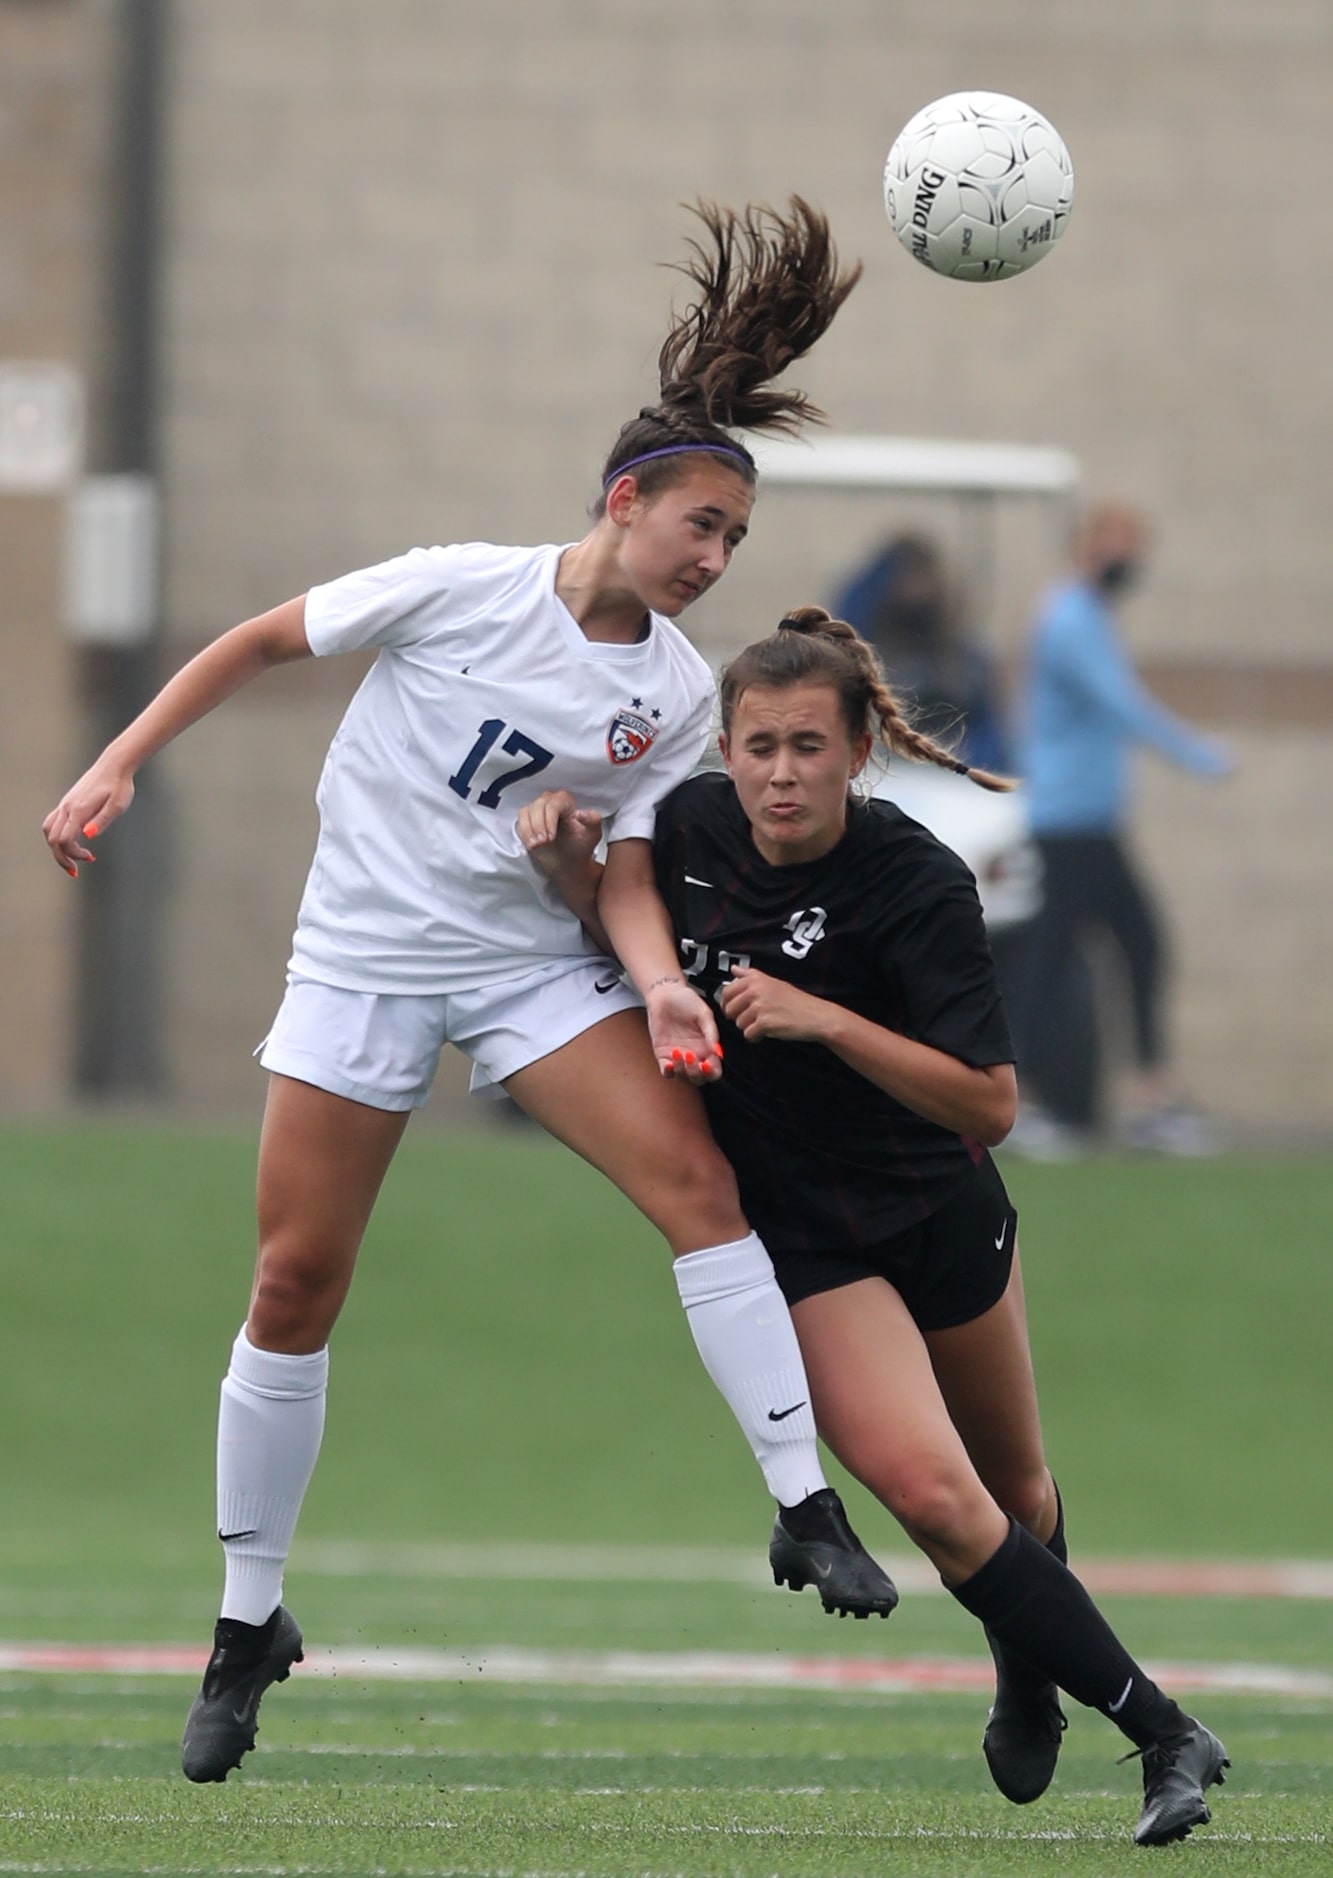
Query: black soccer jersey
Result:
<box><xmin>653</xmin><ymin>771</ymin><xmax>1015</xmax><ymax>1252</ymax></box>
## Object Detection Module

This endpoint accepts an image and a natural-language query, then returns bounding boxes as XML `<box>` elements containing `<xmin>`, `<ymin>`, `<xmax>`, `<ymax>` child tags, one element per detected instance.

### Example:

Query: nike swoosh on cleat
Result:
<box><xmin>767</xmin><ymin>1401</ymin><xmax>807</xmax><ymax>1422</ymax></box>
<box><xmin>218</xmin><ymin>1529</ymin><xmax>258</xmax><ymax>1543</ymax></box>
<box><xmin>816</xmin><ymin>1560</ymin><xmax>834</xmax><ymax>1578</ymax></box>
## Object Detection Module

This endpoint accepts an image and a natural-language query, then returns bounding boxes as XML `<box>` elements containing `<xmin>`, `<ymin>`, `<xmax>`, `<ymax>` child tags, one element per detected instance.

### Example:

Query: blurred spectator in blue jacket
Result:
<box><xmin>1010</xmin><ymin>502</ymin><xmax>1233</xmax><ymax>1157</ymax></box>
<box><xmin>832</xmin><ymin>532</ymin><xmax>1010</xmax><ymax>773</ymax></box>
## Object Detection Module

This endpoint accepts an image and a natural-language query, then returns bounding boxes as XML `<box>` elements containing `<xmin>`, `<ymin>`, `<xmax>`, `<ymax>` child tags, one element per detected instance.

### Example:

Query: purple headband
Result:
<box><xmin>602</xmin><ymin>441</ymin><xmax>753</xmax><ymax>488</ymax></box>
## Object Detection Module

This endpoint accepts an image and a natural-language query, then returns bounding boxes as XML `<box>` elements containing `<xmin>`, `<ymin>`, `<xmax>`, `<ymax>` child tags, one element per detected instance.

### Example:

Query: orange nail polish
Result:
<box><xmin>83</xmin><ymin>823</ymin><xmax>99</xmax><ymax>838</ymax></box>
<box><xmin>715</xmin><ymin>1042</ymin><xmax>725</xmax><ymax>1058</ymax></box>
<box><xmin>671</xmin><ymin>1048</ymin><xmax>683</xmax><ymax>1062</ymax></box>
<box><xmin>684</xmin><ymin>1051</ymin><xmax>696</xmax><ymax>1066</ymax></box>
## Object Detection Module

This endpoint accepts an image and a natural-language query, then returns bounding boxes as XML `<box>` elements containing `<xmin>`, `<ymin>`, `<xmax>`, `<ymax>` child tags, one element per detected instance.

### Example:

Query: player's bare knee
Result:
<box><xmin>997</xmin><ymin>1466</ymin><xmax>1054</xmax><ymax>1536</ymax></box>
<box><xmin>884</xmin><ymin>1467</ymin><xmax>983</xmax><ymax>1555</ymax></box>
<box><xmin>660</xmin><ymin>1142</ymin><xmax>746</xmax><ymax>1247</ymax></box>
<box><xmin>249</xmin><ymin>1244</ymin><xmax>349</xmax><ymax>1345</ymax></box>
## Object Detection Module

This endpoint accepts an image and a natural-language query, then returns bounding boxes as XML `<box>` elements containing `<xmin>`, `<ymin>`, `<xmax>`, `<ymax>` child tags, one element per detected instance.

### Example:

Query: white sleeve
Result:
<box><xmin>605</xmin><ymin>686</ymin><xmax>715</xmax><ymax>844</ymax></box>
<box><xmin>303</xmin><ymin>546</ymin><xmax>460</xmax><ymax>656</ymax></box>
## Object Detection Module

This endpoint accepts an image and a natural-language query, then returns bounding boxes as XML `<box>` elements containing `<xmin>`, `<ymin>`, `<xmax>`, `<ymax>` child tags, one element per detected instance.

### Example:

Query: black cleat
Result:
<box><xmin>769</xmin><ymin>1487</ymin><xmax>899</xmax><ymax>1619</ymax></box>
<box><xmin>181</xmin><ymin>1605</ymin><xmax>304</xmax><ymax>1783</ymax></box>
<box><xmin>983</xmin><ymin>1670</ymin><xmax>1067</xmax><ymax>1804</ymax></box>
<box><xmin>1129</xmin><ymin>1720</ymin><xmax>1230</xmax><ymax>1846</ymax></box>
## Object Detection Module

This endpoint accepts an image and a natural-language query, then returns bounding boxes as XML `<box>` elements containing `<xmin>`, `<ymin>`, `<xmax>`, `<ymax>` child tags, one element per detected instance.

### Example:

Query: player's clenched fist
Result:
<box><xmin>516</xmin><ymin>789</ymin><xmax>603</xmax><ymax>880</ymax></box>
<box><xmin>718</xmin><ymin>966</ymin><xmax>830</xmax><ymax>1044</ymax></box>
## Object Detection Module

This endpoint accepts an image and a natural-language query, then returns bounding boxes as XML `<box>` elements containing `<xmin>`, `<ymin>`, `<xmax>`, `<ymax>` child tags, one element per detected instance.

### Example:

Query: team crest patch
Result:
<box><xmin>606</xmin><ymin>707</ymin><xmax>658</xmax><ymax>765</ymax></box>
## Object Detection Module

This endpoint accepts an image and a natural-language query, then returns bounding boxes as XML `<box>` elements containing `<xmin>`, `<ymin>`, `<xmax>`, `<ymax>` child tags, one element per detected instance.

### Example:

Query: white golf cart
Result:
<box><xmin>746</xmin><ymin>431</ymin><xmax>1081</xmax><ymax>936</ymax></box>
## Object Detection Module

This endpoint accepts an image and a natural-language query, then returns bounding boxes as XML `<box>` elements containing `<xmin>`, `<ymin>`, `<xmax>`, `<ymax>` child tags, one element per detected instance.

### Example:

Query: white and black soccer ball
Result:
<box><xmin>883</xmin><ymin>92</ymin><xmax>1074</xmax><ymax>281</ymax></box>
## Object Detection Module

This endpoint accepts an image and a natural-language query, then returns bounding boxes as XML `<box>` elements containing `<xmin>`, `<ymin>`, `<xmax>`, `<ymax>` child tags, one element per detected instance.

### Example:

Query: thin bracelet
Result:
<box><xmin>645</xmin><ymin>975</ymin><xmax>682</xmax><ymax>992</ymax></box>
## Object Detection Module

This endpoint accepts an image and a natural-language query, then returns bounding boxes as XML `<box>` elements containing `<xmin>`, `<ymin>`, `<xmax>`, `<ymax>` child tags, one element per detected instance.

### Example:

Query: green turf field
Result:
<box><xmin>1</xmin><ymin>1123</ymin><xmax>1330</xmax><ymax>1874</ymax></box>
<box><xmin>2</xmin><ymin>1679</ymin><xmax>1329</xmax><ymax>1876</ymax></box>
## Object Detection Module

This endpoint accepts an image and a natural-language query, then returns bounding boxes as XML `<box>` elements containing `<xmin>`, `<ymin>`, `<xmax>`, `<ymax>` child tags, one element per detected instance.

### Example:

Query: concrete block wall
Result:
<box><xmin>0</xmin><ymin>1</ymin><xmax>112</xmax><ymax>1108</ymax></box>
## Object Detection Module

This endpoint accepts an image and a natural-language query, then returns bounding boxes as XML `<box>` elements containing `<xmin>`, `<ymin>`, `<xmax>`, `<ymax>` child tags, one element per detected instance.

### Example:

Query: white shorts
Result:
<box><xmin>256</xmin><ymin>958</ymin><xmax>643</xmax><ymax>1112</ymax></box>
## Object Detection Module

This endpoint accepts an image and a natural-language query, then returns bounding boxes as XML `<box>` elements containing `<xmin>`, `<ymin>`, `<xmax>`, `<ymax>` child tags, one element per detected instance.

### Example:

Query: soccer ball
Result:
<box><xmin>883</xmin><ymin>92</ymin><xmax>1074</xmax><ymax>281</ymax></box>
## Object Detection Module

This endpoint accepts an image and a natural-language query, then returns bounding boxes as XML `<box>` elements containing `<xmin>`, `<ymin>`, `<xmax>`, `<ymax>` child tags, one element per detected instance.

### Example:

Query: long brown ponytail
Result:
<box><xmin>594</xmin><ymin>199</ymin><xmax>861</xmax><ymax>513</ymax></box>
<box><xmin>719</xmin><ymin>606</ymin><xmax>1015</xmax><ymax>794</ymax></box>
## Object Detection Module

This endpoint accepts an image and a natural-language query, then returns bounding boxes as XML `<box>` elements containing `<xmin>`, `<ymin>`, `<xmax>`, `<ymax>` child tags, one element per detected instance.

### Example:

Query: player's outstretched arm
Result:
<box><xmin>42</xmin><ymin>597</ymin><xmax>312</xmax><ymax>875</ymax></box>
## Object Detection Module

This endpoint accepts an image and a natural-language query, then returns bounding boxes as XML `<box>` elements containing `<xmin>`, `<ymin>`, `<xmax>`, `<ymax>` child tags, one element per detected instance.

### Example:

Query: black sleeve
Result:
<box><xmin>884</xmin><ymin>864</ymin><xmax>1015</xmax><ymax>1069</ymax></box>
<box><xmin>651</xmin><ymin>782</ymin><xmax>689</xmax><ymax>912</ymax></box>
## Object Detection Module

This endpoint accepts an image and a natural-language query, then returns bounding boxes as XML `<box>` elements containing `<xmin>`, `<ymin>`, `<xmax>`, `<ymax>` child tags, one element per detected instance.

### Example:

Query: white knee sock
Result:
<box><xmin>215</xmin><ymin>1327</ymin><xmax>328</xmax><ymax>1625</ymax></box>
<box><xmin>673</xmin><ymin>1233</ymin><xmax>827</xmax><ymax>1507</ymax></box>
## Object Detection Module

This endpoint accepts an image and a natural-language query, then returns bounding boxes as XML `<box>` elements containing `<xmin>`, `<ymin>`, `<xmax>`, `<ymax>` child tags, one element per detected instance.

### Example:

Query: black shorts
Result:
<box><xmin>767</xmin><ymin>1152</ymin><xmax>1018</xmax><ymax>1333</ymax></box>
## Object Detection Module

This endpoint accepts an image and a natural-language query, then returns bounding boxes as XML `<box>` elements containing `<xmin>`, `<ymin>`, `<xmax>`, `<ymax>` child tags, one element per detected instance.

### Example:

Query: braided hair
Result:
<box><xmin>719</xmin><ymin>606</ymin><xmax>1015</xmax><ymax>794</ymax></box>
<box><xmin>593</xmin><ymin>199</ymin><xmax>861</xmax><ymax>515</ymax></box>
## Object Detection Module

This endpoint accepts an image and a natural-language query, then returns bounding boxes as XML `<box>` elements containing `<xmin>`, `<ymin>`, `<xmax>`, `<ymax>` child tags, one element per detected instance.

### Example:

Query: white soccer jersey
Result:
<box><xmin>289</xmin><ymin>541</ymin><xmax>716</xmax><ymax>994</ymax></box>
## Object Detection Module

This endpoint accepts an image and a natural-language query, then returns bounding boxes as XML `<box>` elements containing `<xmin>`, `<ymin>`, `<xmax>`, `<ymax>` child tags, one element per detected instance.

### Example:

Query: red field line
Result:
<box><xmin>1078</xmin><ymin>1560</ymin><xmax>1333</xmax><ymax>1599</ymax></box>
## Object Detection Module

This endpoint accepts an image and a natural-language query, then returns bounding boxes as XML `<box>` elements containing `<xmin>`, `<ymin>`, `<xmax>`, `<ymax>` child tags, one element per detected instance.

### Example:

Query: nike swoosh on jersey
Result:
<box><xmin>593</xmin><ymin>974</ymin><xmax>621</xmax><ymax>995</ymax></box>
<box><xmin>684</xmin><ymin>875</ymin><xmax>714</xmax><ymax>888</ymax></box>
<box><xmin>994</xmin><ymin>1221</ymin><xmax>1008</xmax><ymax>1251</ymax></box>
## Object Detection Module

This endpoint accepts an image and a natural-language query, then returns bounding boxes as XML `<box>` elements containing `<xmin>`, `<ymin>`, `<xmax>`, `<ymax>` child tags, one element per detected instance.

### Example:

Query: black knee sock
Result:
<box><xmin>986</xmin><ymin>1481</ymin><xmax>1067</xmax><ymax>1697</ymax></box>
<box><xmin>1044</xmin><ymin>1480</ymin><xmax>1068</xmax><ymax>1566</ymax></box>
<box><xmin>958</xmin><ymin>1518</ymin><xmax>1186</xmax><ymax>1748</ymax></box>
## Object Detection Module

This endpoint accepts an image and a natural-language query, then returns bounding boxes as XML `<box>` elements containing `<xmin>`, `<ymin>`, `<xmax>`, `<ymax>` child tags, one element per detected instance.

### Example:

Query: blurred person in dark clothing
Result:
<box><xmin>833</xmin><ymin>532</ymin><xmax>1010</xmax><ymax>774</ymax></box>
<box><xmin>1010</xmin><ymin>503</ymin><xmax>1233</xmax><ymax>1157</ymax></box>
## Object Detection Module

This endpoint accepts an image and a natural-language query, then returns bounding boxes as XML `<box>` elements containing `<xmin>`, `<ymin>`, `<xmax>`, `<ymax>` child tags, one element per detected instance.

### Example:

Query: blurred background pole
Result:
<box><xmin>73</xmin><ymin>0</ymin><xmax>170</xmax><ymax>1098</ymax></box>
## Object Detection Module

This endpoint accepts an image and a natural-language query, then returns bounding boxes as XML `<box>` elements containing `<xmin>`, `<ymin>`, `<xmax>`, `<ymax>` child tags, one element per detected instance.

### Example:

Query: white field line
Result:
<box><xmin>0</xmin><ymin>1641</ymin><xmax>1330</xmax><ymax>1700</ymax></box>
<box><xmin>293</xmin><ymin>1539</ymin><xmax>1333</xmax><ymax>1602</ymax></box>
